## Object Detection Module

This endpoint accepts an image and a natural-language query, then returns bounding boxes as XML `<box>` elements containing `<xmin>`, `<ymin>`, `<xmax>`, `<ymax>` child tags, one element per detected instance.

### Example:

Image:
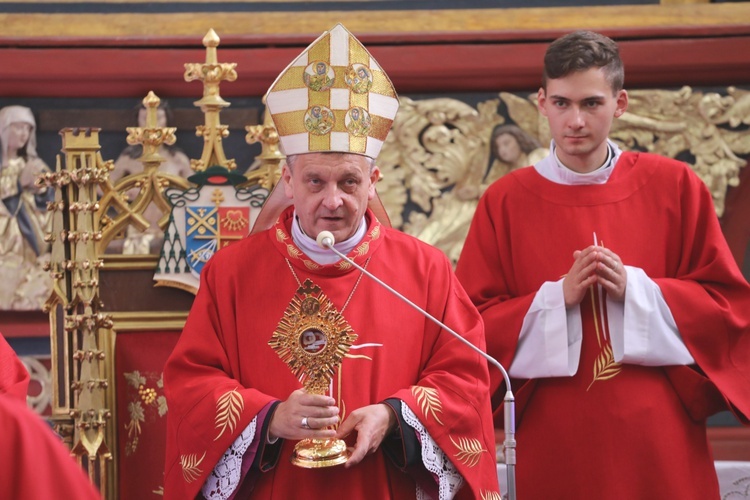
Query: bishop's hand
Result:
<box><xmin>268</xmin><ymin>389</ymin><xmax>339</xmax><ymax>441</ymax></box>
<box><xmin>337</xmin><ymin>403</ymin><xmax>396</xmax><ymax>468</ymax></box>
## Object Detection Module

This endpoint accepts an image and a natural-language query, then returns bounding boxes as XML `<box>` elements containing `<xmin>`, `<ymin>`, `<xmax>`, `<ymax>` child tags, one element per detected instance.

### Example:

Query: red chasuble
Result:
<box><xmin>456</xmin><ymin>152</ymin><xmax>750</xmax><ymax>499</ymax></box>
<box><xmin>164</xmin><ymin>207</ymin><xmax>499</xmax><ymax>499</ymax></box>
<box><xmin>0</xmin><ymin>333</ymin><xmax>29</xmax><ymax>402</ymax></box>
<box><xmin>0</xmin><ymin>394</ymin><xmax>101</xmax><ymax>500</ymax></box>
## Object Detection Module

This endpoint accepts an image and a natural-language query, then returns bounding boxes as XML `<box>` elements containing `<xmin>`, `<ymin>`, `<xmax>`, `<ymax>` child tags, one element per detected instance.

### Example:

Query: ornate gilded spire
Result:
<box><xmin>125</xmin><ymin>91</ymin><xmax>176</xmax><ymax>166</ymax></box>
<box><xmin>245</xmin><ymin>106</ymin><xmax>284</xmax><ymax>190</ymax></box>
<box><xmin>184</xmin><ymin>28</ymin><xmax>238</xmax><ymax>171</ymax></box>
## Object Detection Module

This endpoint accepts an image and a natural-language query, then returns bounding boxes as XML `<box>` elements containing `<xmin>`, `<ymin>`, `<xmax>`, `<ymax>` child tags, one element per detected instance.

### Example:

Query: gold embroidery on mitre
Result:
<box><xmin>303</xmin><ymin>60</ymin><xmax>335</xmax><ymax>92</ymax></box>
<box><xmin>304</xmin><ymin>105</ymin><xmax>335</xmax><ymax>136</ymax></box>
<box><xmin>411</xmin><ymin>385</ymin><xmax>444</xmax><ymax>425</ymax></box>
<box><xmin>264</xmin><ymin>23</ymin><xmax>399</xmax><ymax>158</ymax></box>
<box><xmin>214</xmin><ymin>388</ymin><xmax>245</xmax><ymax>441</ymax></box>
<box><xmin>180</xmin><ymin>451</ymin><xmax>206</xmax><ymax>483</ymax></box>
<box><xmin>449</xmin><ymin>435</ymin><xmax>487</xmax><ymax>468</ymax></box>
<box><xmin>345</xmin><ymin>107</ymin><xmax>372</xmax><ymax>137</ymax></box>
<box><xmin>369</xmin><ymin>116</ymin><xmax>394</xmax><ymax>142</ymax></box>
<box><xmin>269</xmin><ymin>278</ymin><xmax>358</xmax><ymax>394</ymax></box>
<box><xmin>345</xmin><ymin>64</ymin><xmax>373</xmax><ymax>94</ymax></box>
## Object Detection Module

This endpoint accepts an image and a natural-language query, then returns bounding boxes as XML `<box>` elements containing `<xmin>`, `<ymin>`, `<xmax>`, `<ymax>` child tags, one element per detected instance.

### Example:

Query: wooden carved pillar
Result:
<box><xmin>44</xmin><ymin>128</ymin><xmax>116</xmax><ymax>499</ymax></box>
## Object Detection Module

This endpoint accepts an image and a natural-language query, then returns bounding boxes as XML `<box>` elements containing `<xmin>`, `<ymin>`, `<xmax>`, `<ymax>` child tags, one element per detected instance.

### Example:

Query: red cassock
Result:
<box><xmin>0</xmin><ymin>333</ymin><xmax>29</xmax><ymax>402</ymax></box>
<box><xmin>0</xmin><ymin>393</ymin><xmax>101</xmax><ymax>500</ymax></box>
<box><xmin>164</xmin><ymin>207</ymin><xmax>500</xmax><ymax>499</ymax></box>
<box><xmin>456</xmin><ymin>152</ymin><xmax>750</xmax><ymax>499</ymax></box>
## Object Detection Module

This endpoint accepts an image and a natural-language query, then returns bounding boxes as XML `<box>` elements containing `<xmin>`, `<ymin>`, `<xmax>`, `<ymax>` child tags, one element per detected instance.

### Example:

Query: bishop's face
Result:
<box><xmin>537</xmin><ymin>67</ymin><xmax>628</xmax><ymax>173</ymax></box>
<box><xmin>283</xmin><ymin>153</ymin><xmax>379</xmax><ymax>243</ymax></box>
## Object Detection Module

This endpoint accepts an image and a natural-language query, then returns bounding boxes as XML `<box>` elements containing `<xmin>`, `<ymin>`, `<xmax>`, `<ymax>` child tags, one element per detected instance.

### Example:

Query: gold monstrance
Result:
<box><xmin>269</xmin><ymin>278</ymin><xmax>358</xmax><ymax>468</ymax></box>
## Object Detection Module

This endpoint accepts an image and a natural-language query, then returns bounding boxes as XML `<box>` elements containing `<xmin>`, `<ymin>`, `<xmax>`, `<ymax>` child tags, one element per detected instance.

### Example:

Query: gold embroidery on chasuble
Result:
<box><xmin>276</xmin><ymin>227</ymin><xmax>321</xmax><ymax>270</ymax></box>
<box><xmin>335</xmin><ymin>260</ymin><xmax>353</xmax><ymax>271</ymax></box>
<box><xmin>481</xmin><ymin>491</ymin><xmax>503</xmax><ymax>500</ymax></box>
<box><xmin>587</xmin><ymin>284</ymin><xmax>622</xmax><ymax>391</ymax></box>
<box><xmin>214</xmin><ymin>388</ymin><xmax>245</xmax><ymax>441</ymax></box>
<box><xmin>449</xmin><ymin>435</ymin><xmax>487</xmax><ymax>468</ymax></box>
<box><xmin>180</xmin><ymin>451</ymin><xmax>206</xmax><ymax>483</ymax></box>
<box><xmin>269</xmin><ymin>279</ymin><xmax>358</xmax><ymax>395</ymax></box>
<box><xmin>411</xmin><ymin>385</ymin><xmax>444</xmax><ymax>426</ymax></box>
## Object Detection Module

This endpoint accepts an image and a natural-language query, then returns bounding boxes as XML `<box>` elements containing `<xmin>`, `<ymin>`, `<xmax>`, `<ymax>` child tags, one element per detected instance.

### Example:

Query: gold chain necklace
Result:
<box><xmin>285</xmin><ymin>257</ymin><xmax>370</xmax><ymax>313</ymax></box>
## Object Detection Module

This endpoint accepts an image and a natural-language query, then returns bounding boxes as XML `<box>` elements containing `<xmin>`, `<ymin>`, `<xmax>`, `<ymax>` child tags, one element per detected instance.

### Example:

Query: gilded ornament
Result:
<box><xmin>376</xmin><ymin>87</ymin><xmax>749</xmax><ymax>265</ymax></box>
<box><xmin>269</xmin><ymin>277</ymin><xmax>358</xmax><ymax>468</ymax></box>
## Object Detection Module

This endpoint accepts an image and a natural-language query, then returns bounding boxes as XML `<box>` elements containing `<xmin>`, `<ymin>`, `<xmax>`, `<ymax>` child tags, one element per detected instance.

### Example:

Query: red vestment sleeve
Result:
<box><xmin>654</xmin><ymin>168</ymin><xmax>750</xmax><ymax>421</ymax></box>
<box><xmin>163</xmin><ymin>258</ymin><xmax>276</xmax><ymax>500</ymax></box>
<box><xmin>391</xmin><ymin>256</ymin><xmax>500</xmax><ymax>500</ymax></box>
<box><xmin>454</xmin><ymin>187</ymin><xmax>534</xmax><ymax>397</ymax></box>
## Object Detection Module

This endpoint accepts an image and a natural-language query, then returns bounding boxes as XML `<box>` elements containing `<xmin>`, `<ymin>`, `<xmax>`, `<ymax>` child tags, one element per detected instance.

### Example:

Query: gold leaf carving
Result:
<box><xmin>411</xmin><ymin>385</ymin><xmax>444</xmax><ymax>425</ymax></box>
<box><xmin>450</xmin><ymin>435</ymin><xmax>487</xmax><ymax>468</ymax></box>
<box><xmin>375</xmin><ymin>87</ymin><xmax>749</xmax><ymax>266</ymax></box>
<box><xmin>180</xmin><ymin>451</ymin><xmax>206</xmax><ymax>483</ymax></box>
<box><xmin>214</xmin><ymin>388</ymin><xmax>244</xmax><ymax>440</ymax></box>
<box><xmin>481</xmin><ymin>491</ymin><xmax>503</xmax><ymax>500</ymax></box>
<box><xmin>587</xmin><ymin>344</ymin><xmax>622</xmax><ymax>391</ymax></box>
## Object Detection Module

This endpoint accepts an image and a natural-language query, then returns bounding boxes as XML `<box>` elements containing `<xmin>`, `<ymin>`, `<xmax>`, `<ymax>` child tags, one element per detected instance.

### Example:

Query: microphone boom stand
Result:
<box><xmin>317</xmin><ymin>232</ymin><xmax>516</xmax><ymax>500</ymax></box>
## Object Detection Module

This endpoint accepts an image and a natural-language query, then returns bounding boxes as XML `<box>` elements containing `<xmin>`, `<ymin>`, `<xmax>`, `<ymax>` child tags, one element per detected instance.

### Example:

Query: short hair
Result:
<box><xmin>542</xmin><ymin>30</ymin><xmax>624</xmax><ymax>94</ymax></box>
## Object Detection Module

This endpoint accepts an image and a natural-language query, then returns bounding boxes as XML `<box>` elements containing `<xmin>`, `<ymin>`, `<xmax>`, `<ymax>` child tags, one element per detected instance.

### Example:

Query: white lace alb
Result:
<box><xmin>201</xmin><ymin>418</ymin><xmax>257</xmax><ymax>499</ymax></box>
<box><xmin>402</xmin><ymin>405</ymin><xmax>464</xmax><ymax>500</ymax></box>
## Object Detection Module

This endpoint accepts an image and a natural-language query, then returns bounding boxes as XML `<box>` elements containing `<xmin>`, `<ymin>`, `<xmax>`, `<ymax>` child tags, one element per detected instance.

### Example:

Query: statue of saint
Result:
<box><xmin>0</xmin><ymin>105</ymin><xmax>53</xmax><ymax>310</ymax></box>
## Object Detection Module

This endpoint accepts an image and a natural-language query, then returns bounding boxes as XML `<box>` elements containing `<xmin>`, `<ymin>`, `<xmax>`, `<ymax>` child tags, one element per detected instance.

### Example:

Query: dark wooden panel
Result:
<box><xmin>99</xmin><ymin>269</ymin><xmax>194</xmax><ymax>313</ymax></box>
<box><xmin>722</xmin><ymin>160</ymin><xmax>750</xmax><ymax>275</ymax></box>
<box><xmin>36</xmin><ymin>107</ymin><xmax>260</xmax><ymax>132</ymax></box>
<box><xmin>1</xmin><ymin>35</ymin><xmax>749</xmax><ymax>99</ymax></box>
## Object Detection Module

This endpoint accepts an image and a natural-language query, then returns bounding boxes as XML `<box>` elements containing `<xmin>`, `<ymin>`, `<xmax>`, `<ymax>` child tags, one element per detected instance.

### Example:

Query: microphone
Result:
<box><xmin>315</xmin><ymin>230</ymin><xmax>517</xmax><ymax>500</ymax></box>
<box><xmin>317</xmin><ymin>231</ymin><xmax>335</xmax><ymax>249</ymax></box>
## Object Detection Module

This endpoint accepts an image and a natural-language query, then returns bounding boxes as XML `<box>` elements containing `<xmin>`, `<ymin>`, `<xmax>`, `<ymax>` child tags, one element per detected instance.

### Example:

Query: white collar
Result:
<box><xmin>291</xmin><ymin>212</ymin><xmax>367</xmax><ymax>265</ymax></box>
<box><xmin>535</xmin><ymin>139</ymin><xmax>622</xmax><ymax>185</ymax></box>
